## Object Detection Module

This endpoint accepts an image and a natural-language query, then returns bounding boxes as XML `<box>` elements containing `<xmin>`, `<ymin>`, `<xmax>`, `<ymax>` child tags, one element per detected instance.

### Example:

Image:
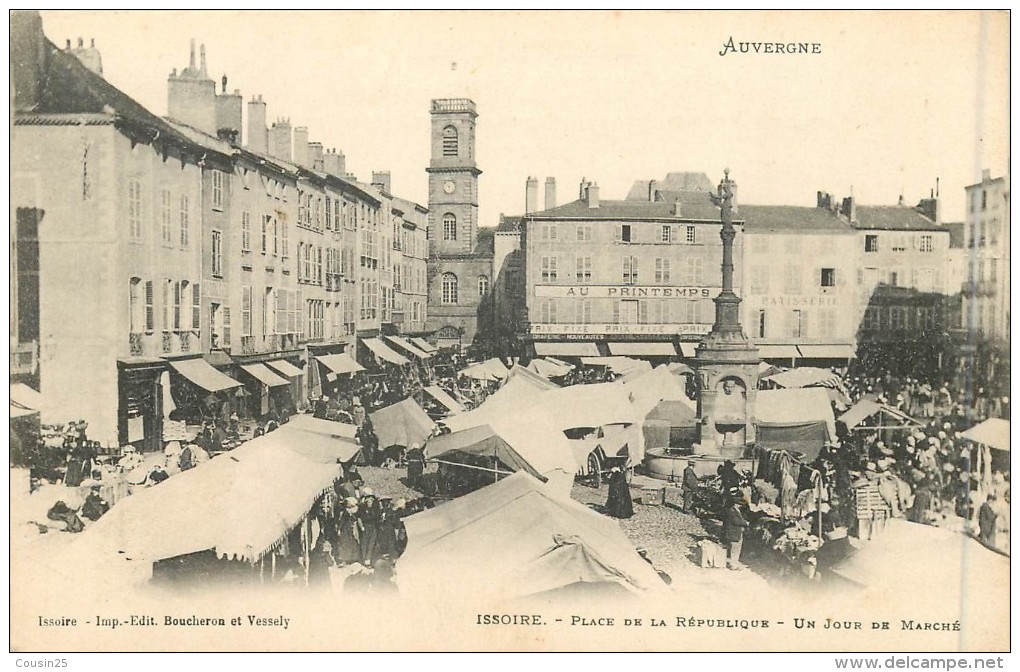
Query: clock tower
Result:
<box><xmin>427</xmin><ymin>99</ymin><xmax>481</xmax><ymax>255</ymax></box>
<box><xmin>424</xmin><ymin>98</ymin><xmax>492</xmax><ymax>349</ymax></box>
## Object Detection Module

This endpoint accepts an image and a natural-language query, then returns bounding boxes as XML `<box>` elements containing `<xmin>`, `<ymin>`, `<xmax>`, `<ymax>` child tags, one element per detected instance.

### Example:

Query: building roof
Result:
<box><xmin>496</xmin><ymin>214</ymin><xmax>525</xmax><ymax>232</ymax></box>
<box><xmin>944</xmin><ymin>221</ymin><xmax>966</xmax><ymax>248</ymax></box>
<box><xmin>625</xmin><ymin>172</ymin><xmax>715</xmax><ymax>200</ymax></box>
<box><xmin>852</xmin><ymin>205</ymin><xmax>943</xmax><ymax>232</ymax></box>
<box><xmin>740</xmin><ymin>205</ymin><xmax>856</xmax><ymax>234</ymax></box>
<box><xmin>526</xmin><ymin>192</ymin><xmax>725</xmax><ymax>222</ymax></box>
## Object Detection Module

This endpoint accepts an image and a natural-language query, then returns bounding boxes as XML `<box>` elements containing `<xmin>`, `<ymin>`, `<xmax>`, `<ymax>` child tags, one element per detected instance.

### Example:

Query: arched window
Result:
<box><xmin>441</xmin><ymin>273</ymin><xmax>459</xmax><ymax>305</ymax></box>
<box><xmin>443</xmin><ymin>213</ymin><xmax>457</xmax><ymax>241</ymax></box>
<box><xmin>478</xmin><ymin>274</ymin><xmax>489</xmax><ymax>296</ymax></box>
<box><xmin>442</xmin><ymin>125</ymin><xmax>458</xmax><ymax>157</ymax></box>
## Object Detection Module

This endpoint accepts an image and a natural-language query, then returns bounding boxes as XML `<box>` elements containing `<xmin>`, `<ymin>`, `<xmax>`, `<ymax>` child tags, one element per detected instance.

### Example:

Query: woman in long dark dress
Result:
<box><xmin>605</xmin><ymin>467</ymin><xmax>634</xmax><ymax>519</ymax></box>
<box><xmin>374</xmin><ymin>498</ymin><xmax>399</xmax><ymax>562</ymax></box>
<box><xmin>358</xmin><ymin>491</ymin><xmax>380</xmax><ymax>566</ymax></box>
<box><xmin>335</xmin><ymin>499</ymin><xmax>362</xmax><ymax>565</ymax></box>
<box><xmin>307</xmin><ymin>540</ymin><xmax>334</xmax><ymax>588</ymax></box>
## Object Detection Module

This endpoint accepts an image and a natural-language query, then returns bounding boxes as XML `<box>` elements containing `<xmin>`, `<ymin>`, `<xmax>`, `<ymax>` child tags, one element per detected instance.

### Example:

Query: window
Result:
<box><xmin>442</xmin><ymin>125</ymin><xmax>458</xmax><ymax>157</ymax></box>
<box><xmin>576</xmin><ymin>299</ymin><xmax>592</xmax><ymax>324</ymax></box>
<box><xmin>685</xmin><ymin>226</ymin><xmax>696</xmax><ymax>244</ymax></box>
<box><xmin>865</xmin><ymin>234</ymin><xmax>879</xmax><ymax>253</ymax></box>
<box><xmin>540</xmin><ymin>299</ymin><xmax>558</xmax><ymax>324</ymax></box>
<box><xmin>787</xmin><ymin>309</ymin><xmax>805</xmax><ymax>338</ymax></box>
<box><xmin>621</xmin><ymin>224</ymin><xmax>632</xmax><ymax>242</ymax></box>
<box><xmin>654</xmin><ymin>258</ymin><xmax>671</xmax><ymax>283</ymax></box>
<box><xmin>192</xmin><ymin>283</ymin><xmax>201</xmax><ymax>331</ymax></box>
<box><xmin>441</xmin><ymin>273</ymin><xmax>459</xmax><ymax>304</ymax></box>
<box><xmin>160</xmin><ymin>190</ymin><xmax>173</xmax><ymax>244</ymax></box>
<box><xmin>128</xmin><ymin>180</ymin><xmax>142</xmax><ymax>239</ymax></box>
<box><xmin>443</xmin><ymin>213</ymin><xmax>457</xmax><ymax>240</ymax></box>
<box><xmin>619</xmin><ymin>299</ymin><xmax>639</xmax><ymax>324</ymax></box>
<box><xmin>682</xmin><ymin>300</ymin><xmax>701</xmax><ymax>324</ymax></box>
<box><xmin>478</xmin><ymin>275</ymin><xmax>489</xmax><ymax>296</ymax></box>
<box><xmin>241</xmin><ymin>211</ymin><xmax>251</xmax><ymax>252</ymax></box>
<box><xmin>783</xmin><ymin>264</ymin><xmax>802</xmax><ymax>294</ymax></box>
<box><xmin>889</xmin><ymin>270</ymin><xmax>900</xmax><ymax>287</ymax></box>
<box><xmin>211</xmin><ymin>170</ymin><xmax>224</xmax><ymax>210</ymax></box>
<box><xmin>211</xmin><ymin>231</ymin><xmax>223</xmax><ymax>277</ymax></box>
<box><xmin>750</xmin><ymin>266</ymin><xmax>769</xmax><ymax>295</ymax></box>
<box><xmin>173</xmin><ymin>281</ymin><xmax>183</xmax><ymax>331</ymax></box>
<box><xmin>272</xmin><ymin>217</ymin><xmax>279</xmax><ymax>256</ymax></box>
<box><xmin>280</xmin><ymin>220</ymin><xmax>288</xmax><ymax>258</ymax></box>
<box><xmin>981</xmin><ymin>190</ymin><xmax>987</xmax><ymax>210</ymax></box>
<box><xmin>144</xmin><ymin>280</ymin><xmax>154</xmax><ymax>333</ymax></box>
<box><xmin>918</xmin><ymin>234</ymin><xmax>933</xmax><ymax>252</ymax></box>
<box><xmin>683</xmin><ymin>257</ymin><xmax>703</xmax><ymax>285</ymax></box>
<box><xmin>325</xmin><ymin>196</ymin><xmax>332</xmax><ymax>230</ymax></box>
<box><xmin>179</xmin><ymin>195</ymin><xmax>190</xmax><ymax>247</ymax></box>
<box><xmin>576</xmin><ymin>225</ymin><xmax>593</xmax><ymax>241</ymax></box>
<box><xmin>661</xmin><ymin>225</ymin><xmax>672</xmax><ymax>243</ymax></box>
<box><xmin>820</xmin><ymin>268</ymin><xmax>836</xmax><ymax>287</ymax></box>
<box><xmin>623</xmin><ymin>256</ymin><xmax>638</xmax><ymax>284</ymax></box>
<box><xmin>261</xmin><ymin>215</ymin><xmax>269</xmax><ymax>254</ymax></box>
<box><xmin>757</xmin><ymin>309</ymin><xmax>767</xmax><ymax>338</ymax></box>
<box><xmin>263</xmin><ymin>288</ymin><xmax>275</xmax><ymax>336</ymax></box>
<box><xmin>891</xmin><ymin>235</ymin><xmax>907</xmax><ymax>252</ymax></box>
<box><xmin>162</xmin><ymin>279</ymin><xmax>172</xmax><ymax>332</ymax></box>
<box><xmin>575</xmin><ymin>256</ymin><xmax>592</xmax><ymax>283</ymax></box>
<box><xmin>539</xmin><ymin>256</ymin><xmax>557</xmax><ymax>283</ymax></box>
<box><xmin>541</xmin><ymin>224</ymin><xmax>557</xmax><ymax>240</ymax></box>
<box><xmin>241</xmin><ymin>286</ymin><xmax>252</xmax><ymax>337</ymax></box>
<box><xmin>817</xmin><ymin>308</ymin><xmax>837</xmax><ymax>338</ymax></box>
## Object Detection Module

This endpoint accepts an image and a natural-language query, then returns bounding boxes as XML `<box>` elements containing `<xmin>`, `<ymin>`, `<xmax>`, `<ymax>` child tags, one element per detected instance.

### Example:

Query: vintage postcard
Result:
<box><xmin>8</xmin><ymin>9</ymin><xmax>1011</xmax><ymax>654</ymax></box>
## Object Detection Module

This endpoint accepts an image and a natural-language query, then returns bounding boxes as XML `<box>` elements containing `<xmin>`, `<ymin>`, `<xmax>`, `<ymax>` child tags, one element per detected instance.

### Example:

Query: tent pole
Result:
<box><xmin>303</xmin><ymin>516</ymin><xmax>310</xmax><ymax>587</ymax></box>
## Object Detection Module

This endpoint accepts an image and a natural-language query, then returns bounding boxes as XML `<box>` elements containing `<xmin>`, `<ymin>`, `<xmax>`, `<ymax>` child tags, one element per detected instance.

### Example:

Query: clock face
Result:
<box><xmin>443</xmin><ymin>180</ymin><xmax>456</xmax><ymax>194</ymax></box>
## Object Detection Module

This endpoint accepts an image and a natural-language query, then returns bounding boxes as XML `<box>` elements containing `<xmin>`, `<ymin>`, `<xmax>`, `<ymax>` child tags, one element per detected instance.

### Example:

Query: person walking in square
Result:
<box><xmin>722</xmin><ymin>496</ymin><xmax>749</xmax><ymax>570</ymax></box>
<box><xmin>682</xmin><ymin>460</ymin><xmax>699</xmax><ymax>514</ymax></box>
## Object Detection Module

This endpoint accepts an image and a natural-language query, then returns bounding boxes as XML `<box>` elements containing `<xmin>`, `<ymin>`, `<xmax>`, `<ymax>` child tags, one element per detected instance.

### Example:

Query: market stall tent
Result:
<box><xmin>459</xmin><ymin>358</ymin><xmax>510</xmax><ymax>382</ymax></box>
<box><xmin>442</xmin><ymin>374</ymin><xmax>551</xmax><ymax>433</ymax></box>
<box><xmin>527</xmin><ymin>357</ymin><xmax>573</xmax><ymax>379</ymax></box>
<box><xmin>369</xmin><ymin>398</ymin><xmax>434</xmax><ymax>449</ymax></box>
<box><xmin>838</xmin><ymin>399</ymin><xmax>923</xmax><ymax>432</ymax></box>
<box><xmin>960</xmin><ymin>418</ymin><xmax>1010</xmax><ymax>453</ymax></box>
<box><xmin>755</xmin><ymin>388</ymin><xmax>836</xmax><ymax>461</ymax></box>
<box><xmin>397</xmin><ymin>472</ymin><xmax>667</xmax><ymax>602</ymax></box>
<box><xmin>503</xmin><ymin>364</ymin><xmax>560</xmax><ymax>390</ymax></box>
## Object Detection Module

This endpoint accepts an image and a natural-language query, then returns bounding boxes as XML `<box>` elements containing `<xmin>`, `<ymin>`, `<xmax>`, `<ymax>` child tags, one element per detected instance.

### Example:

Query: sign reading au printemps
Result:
<box><xmin>534</xmin><ymin>285</ymin><xmax>720</xmax><ymax>299</ymax></box>
<box><xmin>531</xmin><ymin>323</ymin><xmax>712</xmax><ymax>336</ymax></box>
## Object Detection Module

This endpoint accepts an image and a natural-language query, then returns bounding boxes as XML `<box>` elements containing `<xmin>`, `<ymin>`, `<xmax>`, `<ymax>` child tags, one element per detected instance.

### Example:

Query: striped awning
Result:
<box><xmin>363</xmin><ymin>338</ymin><xmax>410</xmax><ymax>366</ymax></box>
<box><xmin>266</xmin><ymin>359</ymin><xmax>303</xmax><ymax>378</ymax></box>
<box><xmin>533</xmin><ymin>342</ymin><xmax>600</xmax><ymax>357</ymax></box>
<box><xmin>410</xmin><ymin>337</ymin><xmax>437</xmax><ymax>353</ymax></box>
<box><xmin>316</xmin><ymin>353</ymin><xmax>365</xmax><ymax>375</ymax></box>
<box><xmin>608</xmin><ymin>342</ymin><xmax>677</xmax><ymax>357</ymax></box>
<box><xmin>170</xmin><ymin>358</ymin><xmax>242</xmax><ymax>392</ymax></box>
<box><xmin>240</xmin><ymin>363</ymin><xmax>290</xmax><ymax>388</ymax></box>
<box><xmin>386</xmin><ymin>335</ymin><xmax>433</xmax><ymax>360</ymax></box>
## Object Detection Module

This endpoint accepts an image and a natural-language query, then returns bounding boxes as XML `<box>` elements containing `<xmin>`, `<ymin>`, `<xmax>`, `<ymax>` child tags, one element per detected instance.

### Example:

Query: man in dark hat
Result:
<box><xmin>718</xmin><ymin>459</ymin><xmax>741</xmax><ymax>493</ymax></box>
<box><xmin>722</xmin><ymin>495</ymin><xmax>749</xmax><ymax>570</ymax></box>
<box><xmin>682</xmin><ymin>460</ymin><xmax>700</xmax><ymax>514</ymax></box>
<box><xmin>979</xmin><ymin>492</ymin><xmax>998</xmax><ymax>547</ymax></box>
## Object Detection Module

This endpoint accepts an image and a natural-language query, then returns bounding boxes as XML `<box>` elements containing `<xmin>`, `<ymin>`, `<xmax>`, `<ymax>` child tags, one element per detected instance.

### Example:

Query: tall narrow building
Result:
<box><xmin>425</xmin><ymin>98</ymin><xmax>492</xmax><ymax>349</ymax></box>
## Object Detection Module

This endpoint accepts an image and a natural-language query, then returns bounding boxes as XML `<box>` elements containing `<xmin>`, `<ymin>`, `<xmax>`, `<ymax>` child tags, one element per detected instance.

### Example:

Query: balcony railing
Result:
<box><xmin>162</xmin><ymin>332</ymin><xmax>173</xmax><ymax>354</ymax></box>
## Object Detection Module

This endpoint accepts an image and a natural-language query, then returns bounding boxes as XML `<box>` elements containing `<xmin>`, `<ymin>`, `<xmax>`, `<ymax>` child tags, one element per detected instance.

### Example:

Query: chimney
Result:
<box><xmin>816</xmin><ymin>190</ymin><xmax>832</xmax><ymax>210</ymax></box>
<box><xmin>840</xmin><ymin>196</ymin><xmax>857</xmax><ymax>223</ymax></box>
<box><xmin>371</xmin><ymin>171</ymin><xmax>392</xmax><ymax>194</ymax></box>
<box><xmin>323</xmin><ymin>148</ymin><xmax>346</xmax><ymax>177</ymax></box>
<box><xmin>544</xmin><ymin>177</ymin><xmax>557</xmax><ymax>210</ymax></box>
<box><xmin>309</xmin><ymin>142</ymin><xmax>324</xmax><ymax>171</ymax></box>
<box><xmin>673</xmin><ymin>198</ymin><xmax>683</xmax><ymax>217</ymax></box>
<box><xmin>587</xmin><ymin>182</ymin><xmax>600</xmax><ymax>209</ymax></box>
<box><xmin>292</xmin><ymin>126</ymin><xmax>309</xmax><ymax>167</ymax></box>
<box><xmin>916</xmin><ymin>196</ymin><xmax>942</xmax><ymax>224</ymax></box>
<box><xmin>898</xmin><ymin>193</ymin><xmax>905</xmax><ymax>206</ymax></box>
<box><xmin>525</xmin><ymin>176</ymin><xmax>539</xmax><ymax>214</ymax></box>
<box><xmin>648</xmin><ymin>180</ymin><xmax>657</xmax><ymax>202</ymax></box>
<box><xmin>268</xmin><ymin>118</ymin><xmax>292</xmax><ymax>162</ymax></box>
<box><xmin>579</xmin><ymin>177</ymin><xmax>588</xmax><ymax>200</ymax></box>
<box><xmin>167</xmin><ymin>39</ymin><xmax>217</xmax><ymax>134</ymax></box>
<box><xmin>199</xmin><ymin>44</ymin><xmax>207</xmax><ymax>77</ymax></box>
<box><xmin>67</xmin><ymin>35</ymin><xmax>103</xmax><ymax>76</ymax></box>
<box><xmin>189</xmin><ymin>38</ymin><xmax>196</xmax><ymax>72</ymax></box>
<box><xmin>10</xmin><ymin>11</ymin><xmax>46</xmax><ymax>113</ymax></box>
<box><xmin>215</xmin><ymin>87</ymin><xmax>242</xmax><ymax>144</ymax></box>
<box><xmin>246</xmin><ymin>95</ymin><xmax>268</xmax><ymax>153</ymax></box>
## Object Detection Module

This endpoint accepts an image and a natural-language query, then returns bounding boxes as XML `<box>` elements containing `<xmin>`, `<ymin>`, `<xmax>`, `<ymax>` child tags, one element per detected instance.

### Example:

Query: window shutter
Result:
<box><xmin>612</xmin><ymin>300</ymin><xmax>620</xmax><ymax>324</ymax></box>
<box><xmin>241</xmin><ymin>286</ymin><xmax>252</xmax><ymax>337</ymax></box>
<box><xmin>638</xmin><ymin>300</ymin><xmax>648</xmax><ymax>324</ymax></box>
<box><xmin>222</xmin><ymin>307</ymin><xmax>231</xmax><ymax>348</ymax></box>
<box><xmin>801</xmin><ymin>310</ymin><xmax>810</xmax><ymax>338</ymax></box>
<box><xmin>614</xmin><ymin>225</ymin><xmax>621</xmax><ymax>241</ymax></box>
<box><xmin>296</xmin><ymin>290</ymin><xmax>304</xmax><ymax>337</ymax></box>
<box><xmin>192</xmin><ymin>283</ymin><xmax>201</xmax><ymax>330</ymax></box>
<box><xmin>144</xmin><ymin>281</ymin><xmax>154</xmax><ymax>332</ymax></box>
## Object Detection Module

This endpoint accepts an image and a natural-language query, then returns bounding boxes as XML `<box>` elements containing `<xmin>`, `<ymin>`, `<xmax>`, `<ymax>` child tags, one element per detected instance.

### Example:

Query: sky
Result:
<box><xmin>38</xmin><ymin>10</ymin><xmax>1009</xmax><ymax>226</ymax></box>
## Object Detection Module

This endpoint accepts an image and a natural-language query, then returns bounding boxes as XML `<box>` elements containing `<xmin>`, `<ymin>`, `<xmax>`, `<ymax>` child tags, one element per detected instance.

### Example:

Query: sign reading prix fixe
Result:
<box><xmin>531</xmin><ymin>323</ymin><xmax>712</xmax><ymax>336</ymax></box>
<box><xmin>533</xmin><ymin>285</ymin><xmax>720</xmax><ymax>299</ymax></box>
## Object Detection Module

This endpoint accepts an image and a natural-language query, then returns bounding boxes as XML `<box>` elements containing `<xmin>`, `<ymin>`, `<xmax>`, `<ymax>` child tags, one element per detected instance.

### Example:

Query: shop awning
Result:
<box><xmin>757</xmin><ymin>345</ymin><xmax>800</xmax><ymax>360</ymax></box>
<box><xmin>960</xmin><ymin>418</ymin><xmax>1011</xmax><ymax>452</ymax></box>
<box><xmin>170</xmin><ymin>358</ymin><xmax>241</xmax><ymax>392</ymax></box>
<box><xmin>608</xmin><ymin>342</ymin><xmax>677</xmax><ymax>357</ymax></box>
<box><xmin>363</xmin><ymin>337</ymin><xmax>410</xmax><ymax>366</ymax></box>
<box><xmin>266</xmin><ymin>359</ymin><xmax>303</xmax><ymax>378</ymax></box>
<box><xmin>386</xmin><ymin>335</ymin><xmax>433</xmax><ymax>360</ymax></box>
<box><xmin>240</xmin><ymin>363</ymin><xmax>290</xmax><ymax>388</ymax></box>
<box><xmin>796</xmin><ymin>344</ymin><xmax>856</xmax><ymax>360</ymax></box>
<box><xmin>534</xmin><ymin>341</ymin><xmax>600</xmax><ymax>357</ymax></box>
<box><xmin>678</xmin><ymin>342</ymin><xmax>698</xmax><ymax>358</ymax></box>
<box><xmin>10</xmin><ymin>383</ymin><xmax>42</xmax><ymax>412</ymax></box>
<box><xmin>316</xmin><ymin>353</ymin><xmax>365</xmax><ymax>375</ymax></box>
<box><xmin>423</xmin><ymin>385</ymin><xmax>465</xmax><ymax>414</ymax></box>
<box><xmin>410</xmin><ymin>337</ymin><xmax>437</xmax><ymax>353</ymax></box>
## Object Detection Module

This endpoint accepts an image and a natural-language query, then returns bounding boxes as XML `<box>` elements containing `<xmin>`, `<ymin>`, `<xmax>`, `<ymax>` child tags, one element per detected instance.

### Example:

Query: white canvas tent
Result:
<box><xmin>960</xmin><ymin>418</ymin><xmax>1010</xmax><ymax>453</ymax></box>
<box><xmin>459</xmin><ymin>358</ymin><xmax>510</xmax><ymax>382</ymax></box>
<box><xmin>397</xmin><ymin>472</ymin><xmax>667</xmax><ymax>602</ymax></box>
